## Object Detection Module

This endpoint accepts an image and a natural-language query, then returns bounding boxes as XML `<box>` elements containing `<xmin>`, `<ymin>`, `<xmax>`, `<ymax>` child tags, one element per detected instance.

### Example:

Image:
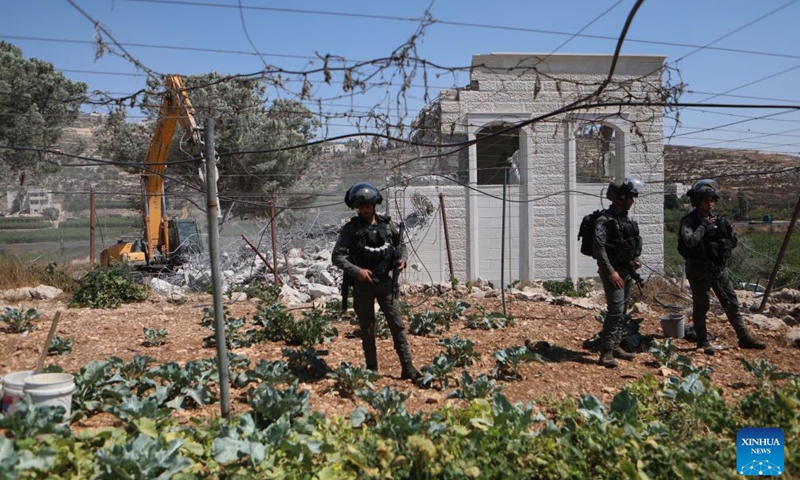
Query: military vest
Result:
<box><xmin>349</xmin><ymin>215</ymin><xmax>396</xmax><ymax>274</ymax></box>
<box><xmin>679</xmin><ymin>211</ymin><xmax>736</xmax><ymax>264</ymax></box>
<box><xmin>602</xmin><ymin>210</ymin><xmax>642</xmax><ymax>265</ymax></box>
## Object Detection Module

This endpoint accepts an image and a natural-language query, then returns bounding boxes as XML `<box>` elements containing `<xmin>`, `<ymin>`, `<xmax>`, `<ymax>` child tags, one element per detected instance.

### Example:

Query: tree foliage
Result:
<box><xmin>0</xmin><ymin>42</ymin><xmax>87</xmax><ymax>179</ymax></box>
<box><xmin>94</xmin><ymin>72</ymin><xmax>321</xmax><ymax>217</ymax></box>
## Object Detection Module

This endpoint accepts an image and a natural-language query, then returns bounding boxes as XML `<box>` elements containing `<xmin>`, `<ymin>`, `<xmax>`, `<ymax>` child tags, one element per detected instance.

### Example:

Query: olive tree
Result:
<box><xmin>0</xmin><ymin>42</ymin><xmax>88</xmax><ymax>180</ymax></box>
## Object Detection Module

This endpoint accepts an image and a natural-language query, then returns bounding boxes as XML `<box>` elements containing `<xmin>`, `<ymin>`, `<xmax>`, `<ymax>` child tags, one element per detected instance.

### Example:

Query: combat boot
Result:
<box><xmin>738</xmin><ymin>334</ymin><xmax>767</xmax><ymax>350</ymax></box>
<box><xmin>598</xmin><ymin>351</ymin><xmax>618</xmax><ymax>369</ymax></box>
<box><xmin>401</xmin><ymin>365</ymin><xmax>421</xmax><ymax>382</ymax></box>
<box><xmin>613</xmin><ymin>348</ymin><xmax>636</xmax><ymax>361</ymax></box>
<box><xmin>698</xmin><ymin>342</ymin><xmax>721</xmax><ymax>355</ymax></box>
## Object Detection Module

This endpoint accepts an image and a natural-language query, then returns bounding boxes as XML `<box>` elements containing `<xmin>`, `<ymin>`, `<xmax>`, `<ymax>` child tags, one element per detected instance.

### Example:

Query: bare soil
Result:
<box><xmin>2</xmin><ymin>285</ymin><xmax>797</xmax><ymax>430</ymax></box>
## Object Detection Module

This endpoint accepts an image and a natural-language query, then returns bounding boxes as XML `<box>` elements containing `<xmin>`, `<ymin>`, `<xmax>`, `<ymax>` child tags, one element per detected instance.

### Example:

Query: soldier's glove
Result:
<box><xmin>701</xmin><ymin>218</ymin><xmax>717</xmax><ymax>236</ymax></box>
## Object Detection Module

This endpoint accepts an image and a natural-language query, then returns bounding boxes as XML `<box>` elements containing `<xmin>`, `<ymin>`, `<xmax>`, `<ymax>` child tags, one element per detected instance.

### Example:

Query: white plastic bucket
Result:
<box><xmin>23</xmin><ymin>373</ymin><xmax>76</xmax><ymax>420</ymax></box>
<box><xmin>2</xmin><ymin>370</ymin><xmax>34</xmax><ymax>414</ymax></box>
<box><xmin>660</xmin><ymin>314</ymin><xmax>685</xmax><ymax>339</ymax></box>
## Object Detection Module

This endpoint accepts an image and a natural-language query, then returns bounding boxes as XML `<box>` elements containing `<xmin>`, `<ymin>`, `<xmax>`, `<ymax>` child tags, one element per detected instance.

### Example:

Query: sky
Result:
<box><xmin>3</xmin><ymin>0</ymin><xmax>800</xmax><ymax>156</ymax></box>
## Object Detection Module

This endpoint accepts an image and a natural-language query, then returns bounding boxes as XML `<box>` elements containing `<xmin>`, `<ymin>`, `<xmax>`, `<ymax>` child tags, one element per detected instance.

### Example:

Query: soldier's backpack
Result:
<box><xmin>577</xmin><ymin>210</ymin><xmax>605</xmax><ymax>258</ymax></box>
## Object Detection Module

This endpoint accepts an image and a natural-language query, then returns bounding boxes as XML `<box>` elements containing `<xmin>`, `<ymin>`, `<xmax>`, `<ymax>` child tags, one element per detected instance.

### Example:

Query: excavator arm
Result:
<box><xmin>102</xmin><ymin>74</ymin><xmax>207</xmax><ymax>268</ymax></box>
<box><xmin>140</xmin><ymin>75</ymin><xmax>204</xmax><ymax>265</ymax></box>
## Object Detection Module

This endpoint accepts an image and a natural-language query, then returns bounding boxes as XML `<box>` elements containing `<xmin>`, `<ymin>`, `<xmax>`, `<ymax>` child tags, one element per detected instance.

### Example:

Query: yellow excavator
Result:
<box><xmin>100</xmin><ymin>75</ymin><xmax>206</xmax><ymax>269</ymax></box>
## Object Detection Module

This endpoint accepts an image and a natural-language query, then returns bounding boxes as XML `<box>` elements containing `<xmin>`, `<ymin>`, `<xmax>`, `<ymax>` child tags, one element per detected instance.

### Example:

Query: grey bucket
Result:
<box><xmin>659</xmin><ymin>314</ymin><xmax>685</xmax><ymax>339</ymax></box>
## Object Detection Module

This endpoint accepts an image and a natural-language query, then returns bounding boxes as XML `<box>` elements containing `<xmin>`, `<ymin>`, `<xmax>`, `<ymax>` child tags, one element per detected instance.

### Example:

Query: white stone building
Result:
<box><xmin>6</xmin><ymin>187</ymin><xmax>58</xmax><ymax>216</ymax></box>
<box><xmin>388</xmin><ymin>53</ymin><xmax>666</xmax><ymax>287</ymax></box>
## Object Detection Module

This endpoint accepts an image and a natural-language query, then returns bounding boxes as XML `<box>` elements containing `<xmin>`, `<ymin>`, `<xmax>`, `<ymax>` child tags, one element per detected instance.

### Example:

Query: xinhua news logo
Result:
<box><xmin>737</xmin><ymin>428</ymin><xmax>784</xmax><ymax>476</ymax></box>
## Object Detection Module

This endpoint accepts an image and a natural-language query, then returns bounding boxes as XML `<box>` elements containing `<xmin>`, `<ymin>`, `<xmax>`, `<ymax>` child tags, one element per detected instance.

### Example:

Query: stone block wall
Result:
<box><xmin>406</xmin><ymin>53</ymin><xmax>665</xmax><ymax>284</ymax></box>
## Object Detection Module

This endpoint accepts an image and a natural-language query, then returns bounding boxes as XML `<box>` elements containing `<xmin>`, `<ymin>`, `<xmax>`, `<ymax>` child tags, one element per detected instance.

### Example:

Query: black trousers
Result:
<box><xmin>352</xmin><ymin>276</ymin><xmax>414</xmax><ymax>371</ymax></box>
<box><xmin>686</xmin><ymin>260</ymin><xmax>748</xmax><ymax>345</ymax></box>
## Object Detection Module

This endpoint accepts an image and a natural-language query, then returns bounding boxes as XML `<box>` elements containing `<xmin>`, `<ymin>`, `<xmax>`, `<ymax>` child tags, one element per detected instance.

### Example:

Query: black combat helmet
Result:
<box><xmin>687</xmin><ymin>179</ymin><xmax>720</xmax><ymax>206</ymax></box>
<box><xmin>345</xmin><ymin>182</ymin><xmax>383</xmax><ymax>209</ymax></box>
<box><xmin>606</xmin><ymin>177</ymin><xmax>645</xmax><ymax>201</ymax></box>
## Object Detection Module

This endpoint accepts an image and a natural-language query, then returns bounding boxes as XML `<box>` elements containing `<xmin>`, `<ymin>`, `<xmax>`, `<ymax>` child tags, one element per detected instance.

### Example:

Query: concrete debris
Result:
<box><xmin>632</xmin><ymin>302</ymin><xmax>651</xmax><ymax>314</ymax></box>
<box><xmin>745</xmin><ymin>313</ymin><xmax>787</xmax><ymax>331</ymax></box>
<box><xmin>29</xmin><ymin>285</ymin><xmax>63</xmax><ymax>300</ymax></box>
<box><xmin>787</xmin><ymin>328</ymin><xmax>800</xmax><ymax>349</ymax></box>
<box><xmin>0</xmin><ymin>285</ymin><xmax>63</xmax><ymax>301</ymax></box>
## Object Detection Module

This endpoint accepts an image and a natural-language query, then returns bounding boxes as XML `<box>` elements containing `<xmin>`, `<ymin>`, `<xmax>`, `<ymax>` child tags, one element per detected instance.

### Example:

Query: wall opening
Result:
<box><xmin>575</xmin><ymin>122</ymin><xmax>622</xmax><ymax>184</ymax></box>
<box><xmin>476</xmin><ymin>124</ymin><xmax>520</xmax><ymax>185</ymax></box>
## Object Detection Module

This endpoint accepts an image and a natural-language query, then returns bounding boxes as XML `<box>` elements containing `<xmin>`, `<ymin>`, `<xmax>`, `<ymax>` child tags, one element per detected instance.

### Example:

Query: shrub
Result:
<box><xmin>69</xmin><ymin>264</ymin><xmax>148</xmax><ymax>308</ymax></box>
<box><xmin>542</xmin><ymin>277</ymin><xmax>588</xmax><ymax>297</ymax></box>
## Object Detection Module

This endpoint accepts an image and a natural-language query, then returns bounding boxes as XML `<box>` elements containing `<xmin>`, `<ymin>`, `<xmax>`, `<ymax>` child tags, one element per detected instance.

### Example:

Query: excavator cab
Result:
<box><xmin>168</xmin><ymin>218</ymin><xmax>202</xmax><ymax>267</ymax></box>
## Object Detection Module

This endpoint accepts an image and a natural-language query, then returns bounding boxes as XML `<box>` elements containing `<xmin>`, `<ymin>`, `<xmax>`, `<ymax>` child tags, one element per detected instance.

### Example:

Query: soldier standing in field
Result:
<box><xmin>332</xmin><ymin>183</ymin><xmax>420</xmax><ymax>382</ymax></box>
<box><xmin>678</xmin><ymin>179</ymin><xmax>766</xmax><ymax>355</ymax></box>
<box><xmin>594</xmin><ymin>178</ymin><xmax>645</xmax><ymax>368</ymax></box>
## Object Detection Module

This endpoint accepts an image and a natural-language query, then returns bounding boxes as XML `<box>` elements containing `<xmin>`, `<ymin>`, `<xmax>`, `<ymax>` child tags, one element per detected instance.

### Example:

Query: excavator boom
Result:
<box><xmin>101</xmin><ymin>74</ymin><xmax>205</xmax><ymax>269</ymax></box>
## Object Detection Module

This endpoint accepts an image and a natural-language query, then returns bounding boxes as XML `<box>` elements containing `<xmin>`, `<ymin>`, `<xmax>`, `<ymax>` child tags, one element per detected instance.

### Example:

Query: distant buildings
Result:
<box><xmin>321</xmin><ymin>140</ymin><xmax>369</xmax><ymax>155</ymax></box>
<box><xmin>4</xmin><ymin>187</ymin><xmax>60</xmax><ymax>216</ymax></box>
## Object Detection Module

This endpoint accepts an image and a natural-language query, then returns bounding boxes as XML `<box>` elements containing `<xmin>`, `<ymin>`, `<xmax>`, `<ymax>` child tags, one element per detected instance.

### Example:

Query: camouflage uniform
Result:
<box><xmin>593</xmin><ymin>204</ymin><xmax>642</xmax><ymax>358</ymax></box>
<box><xmin>679</xmin><ymin>209</ymin><xmax>765</xmax><ymax>352</ymax></box>
<box><xmin>332</xmin><ymin>214</ymin><xmax>416</xmax><ymax>377</ymax></box>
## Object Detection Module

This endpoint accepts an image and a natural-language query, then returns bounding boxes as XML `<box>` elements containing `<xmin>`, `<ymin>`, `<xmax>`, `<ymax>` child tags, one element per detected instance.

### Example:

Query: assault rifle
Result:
<box><xmin>630</xmin><ymin>261</ymin><xmax>644</xmax><ymax>295</ymax></box>
<box><xmin>340</xmin><ymin>273</ymin><xmax>352</xmax><ymax>313</ymax></box>
<box><xmin>391</xmin><ymin>222</ymin><xmax>405</xmax><ymax>300</ymax></box>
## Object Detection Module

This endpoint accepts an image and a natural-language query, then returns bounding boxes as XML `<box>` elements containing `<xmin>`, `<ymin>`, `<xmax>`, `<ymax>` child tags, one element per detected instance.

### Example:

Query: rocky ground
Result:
<box><xmin>2</xmin><ymin>278</ymin><xmax>798</xmax><ymax>430</ymax></box>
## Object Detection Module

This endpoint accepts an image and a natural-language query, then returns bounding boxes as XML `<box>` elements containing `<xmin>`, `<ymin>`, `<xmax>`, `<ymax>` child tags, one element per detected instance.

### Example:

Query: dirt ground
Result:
<box><xmin>1</xmin><ymin>283</ymin><xmax>798</xmax><ymax>429</ymax></box>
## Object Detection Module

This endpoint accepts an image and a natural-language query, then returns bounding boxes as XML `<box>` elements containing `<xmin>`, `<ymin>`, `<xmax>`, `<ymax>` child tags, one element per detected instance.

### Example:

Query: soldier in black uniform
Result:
<box><xmin>332</xmin><ymin>183</ymin><xmax>420</xmax><ymax>381</ymax></box>
<box><xmin>594</xmin><ymin>178</ymin><xmax>645</xmax><ymax>368</ymax></box>
<box><xmin>678</xmin><ymin>179</ymin><xmax>766</xmax><ymax>355</ymax></box>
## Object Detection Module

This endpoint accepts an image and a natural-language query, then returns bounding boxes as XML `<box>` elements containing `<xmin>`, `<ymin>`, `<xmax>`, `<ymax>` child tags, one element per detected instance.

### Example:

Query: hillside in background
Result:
<box><xmin>664</xmin><ymin>145</ymin><xmax>799</xmax><ymax>205</ymax></box>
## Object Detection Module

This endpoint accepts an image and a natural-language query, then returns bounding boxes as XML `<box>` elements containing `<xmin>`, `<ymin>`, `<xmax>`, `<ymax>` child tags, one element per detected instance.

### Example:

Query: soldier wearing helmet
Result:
<box><xmin>678</xmin><ymin>179</ymin><xmax>766</xmax><ymax>354</ymax></box>
<box><xmin>594</xmin><ymin>177</ymin><xmax>645</xmax><ymax>368</ymax></box>
<box><xmin>332</xmin><ymin>182</ymin><xmax>420</xmax><ymax>382</ymax></box>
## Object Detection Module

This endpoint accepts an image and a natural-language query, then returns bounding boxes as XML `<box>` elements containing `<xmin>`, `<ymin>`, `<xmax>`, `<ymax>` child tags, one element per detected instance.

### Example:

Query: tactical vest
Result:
<box><xmin>679</xmin><ymin>212</ymin><xmax>736</xmax><ymax>264</ymax></box>
<box><xmin>349</xmin><ymin>215</ymin><xmax>396</xmax><ymax>274</ymax></box>
<box><xmin>603</xmin><ymin>211</ymin><xmax>642</xmax><ymax>265</ymax></box>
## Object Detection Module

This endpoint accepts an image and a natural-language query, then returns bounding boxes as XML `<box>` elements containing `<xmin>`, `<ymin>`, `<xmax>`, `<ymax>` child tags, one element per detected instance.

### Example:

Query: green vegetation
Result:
<box><xmin>0</xmin><ymin>217</ymin><xmax>52</xmax><ymax>230</ymax></box>
<box><xmin>327</xmin><ymin>362</ymin><xmax>381</xmax><ymax>397</ymax></box>
<box><xmin>543</xmin><ymin>277</ymin><xmax>589</xmax><ymax>297</ymax></box>
<box><xmin>69</xmin><ymin>263</ymin><xmax>148</xmax><ymax>309</ymax></box>
<box><xmin>0</xmin><ymin>216</ymin><xmax>139</xmax><ymax>245</ymax></box>
<box><xmin>0</xmin><ymin>41</ymin><xmax>87</xmax><ymax>177</ymax></box>
<box><xmin>47</xmin><ymin>335</ymin><xmax>73</xmax><ymax>355</ymax></box>
<box><xmin>1</xmin><ymin>306</ymin><xmax>41</xmax><ymax>333</ymax></box>
<box><xmin>142</xmin><ymin>327</ymin><xmax>168</xmax><ymax>347</ymax></box>
<box><xmin>2</xmin><ymin>351</ymin><xmax>794</xmax><ymax>478</ymax></box>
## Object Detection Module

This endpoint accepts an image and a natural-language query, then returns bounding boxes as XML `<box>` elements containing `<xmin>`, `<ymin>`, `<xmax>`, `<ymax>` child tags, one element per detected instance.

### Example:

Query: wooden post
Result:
<box><xmin>758</xmin><ymin>195</ymin><xmax>800</xmax><ymax>312</ymax></box>
<box><xmin>438</xmin><ymin>193</ymin><xmax>454</xmax><ymax>280</ymax></box>
<box><xmin>240</xmin><ymin>234</ymin><xmax>281</xmax><ymax>284</ymax></box>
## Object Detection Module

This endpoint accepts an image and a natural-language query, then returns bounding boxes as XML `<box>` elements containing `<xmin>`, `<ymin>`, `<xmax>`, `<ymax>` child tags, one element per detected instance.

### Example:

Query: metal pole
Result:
<box><xmin>500</xmin><ymin>168</ymin><xmax>507</xmax><ymax>317</ymax></box>
<box><xmin>438</xmin><ymin>193</ymin><xmax>454</xmax><ymax>280</ymax></box>
<box><xmin>270</xmin><ymin>201</ymin><xmax>279</xmax><ymax>284</ymax></box>
<box><xmin>90</xmin><ymin>188</ymin><xmax>95</xmax><ymax>265</ymax></box>
<box><xmin>758</xmin><ymin>195</ymin><xmax>800</xmax><ymax>312</ymax></box>
<box><xmin>204</xmin><ymin>118</ymin><xmax>231</xmax><ymax>419</ymax></box>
